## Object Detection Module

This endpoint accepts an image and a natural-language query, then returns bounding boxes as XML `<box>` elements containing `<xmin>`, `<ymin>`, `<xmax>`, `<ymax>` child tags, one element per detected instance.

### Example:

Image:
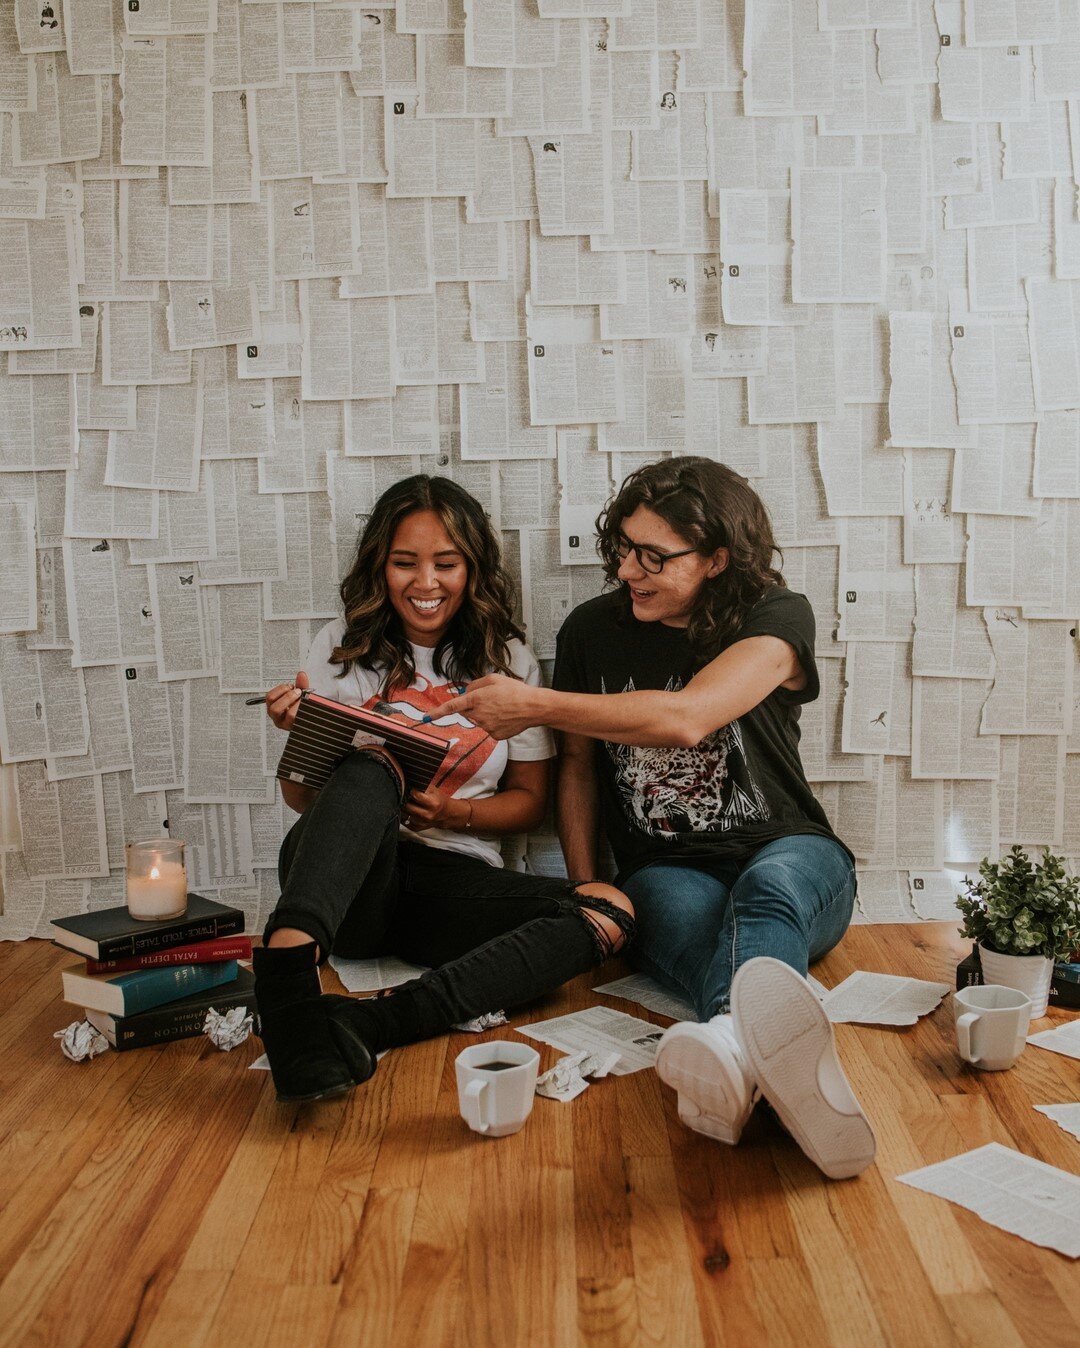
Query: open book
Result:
<box><xmin>276</xmin><ymin>692</ymin><xmax>450</xmax><ymax>795</ymax></box>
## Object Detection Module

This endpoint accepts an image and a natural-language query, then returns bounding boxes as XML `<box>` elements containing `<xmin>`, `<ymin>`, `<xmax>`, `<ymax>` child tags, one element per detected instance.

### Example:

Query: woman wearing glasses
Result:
<box><xmin>442</xmin><ymin>457</ymin><xmax>874</xmax><ymax>1179</ymax></box>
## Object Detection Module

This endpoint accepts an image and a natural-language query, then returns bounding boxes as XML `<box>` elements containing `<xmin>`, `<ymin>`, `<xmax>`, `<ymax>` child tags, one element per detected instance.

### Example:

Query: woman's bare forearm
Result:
<box><xmin>557</xmin><ymin>752</ymin><xmax>601</xmax><ymax>882</ymax></box>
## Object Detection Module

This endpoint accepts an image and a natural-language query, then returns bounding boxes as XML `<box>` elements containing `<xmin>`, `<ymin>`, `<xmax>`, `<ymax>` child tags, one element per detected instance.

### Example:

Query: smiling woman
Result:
<box><xmin>439</xmin><ymin>457</ymin><xmax>874</xmax><ymax>1180</ymax></box>
<box><xmin>253</xmin><ymin>475</ymin><xmax>634</xmax><ymax>1105</ymax></box>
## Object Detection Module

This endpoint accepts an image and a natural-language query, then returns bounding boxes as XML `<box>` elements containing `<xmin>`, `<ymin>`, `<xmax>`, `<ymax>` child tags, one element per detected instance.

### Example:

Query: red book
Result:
<box><xmin>85</xmin><ymin>936</ymin><xmax>252</xmax><ymax>976</ymax></box>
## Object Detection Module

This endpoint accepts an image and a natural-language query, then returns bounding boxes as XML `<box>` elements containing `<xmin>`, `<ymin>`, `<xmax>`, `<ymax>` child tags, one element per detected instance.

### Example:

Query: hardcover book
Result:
<box><xmin>85</xmin><ymin>969</ymin><xmax>257</xmax><ymax>1051</ymax></box>
<box><xmin>62</xmin><ymin>959</ymin><xmax>240</xmax><ymax>1018</ymax></box>
<box><xmin>50</xmin><ymin>893</ymin><xmax>244</xmax><ymax>962</ymax></box>
<box><xmin>86</xmin><ymin>936</ymin><xmax>252</xmax><ymax>976</ymax></box>
<box><xmin>276</xmin><ymin>690</ymin><xmax>450</xmax><ymax>794</ymax></box>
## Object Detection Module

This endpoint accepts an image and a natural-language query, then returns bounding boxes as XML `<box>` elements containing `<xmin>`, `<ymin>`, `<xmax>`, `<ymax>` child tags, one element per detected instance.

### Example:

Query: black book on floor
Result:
<box><xmin>50</xmin><ymin>893</ymin><xmax>244</xmax><ymax>962</ymax></box>
<box><xmin>84</xmin><ymin>968</ymin><xmax>257</xmax><ymax>1051</ymax></box>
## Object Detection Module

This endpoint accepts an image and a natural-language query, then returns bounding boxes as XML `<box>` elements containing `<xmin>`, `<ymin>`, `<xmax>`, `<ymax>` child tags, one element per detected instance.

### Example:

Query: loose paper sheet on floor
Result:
<box><xmin>1035</xmin><ymin>1104</ymin><xmax>1080</xmax><ymax>1143</ymax></box>
<box><xmin>594</xmin><ymin>972</ymin><xmax>697</xmax><ymax>1022</ymax></box>
<box><xmin>1028</xmin><ymin>1020</ymin><xmax>1080</xmax><ymax>1061</ymax></box>
<box><xmin>518</xmin><ymin>1006</ymin><xmax>664</xmax><ymax>1074</ymax></box>
<box><xmin>821</xmin><ymin>971</ymin><xmax>951</xmax><ymax>1025</ymax></box>
<box><xmin>898</xmin><ymin>1143</ymin><xmax>1080</xmax><ymax>1259</ymax></box>
<box><xmin>329</xmin><ymin>955</ymin><xmax>429</xmax><ymax>993</ymax></box>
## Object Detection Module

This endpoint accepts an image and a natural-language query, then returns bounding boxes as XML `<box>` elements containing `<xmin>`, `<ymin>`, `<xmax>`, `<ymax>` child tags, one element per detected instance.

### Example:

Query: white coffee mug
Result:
<box><xmin>455</xmin><ymin>1041</ymin><xmax>540</xmax><ymax>1138</ymax></box>
<box><xmin>954</xmin><ymin>984</ymin><xmax>1032</xmax><ymax>1071</ymax></box>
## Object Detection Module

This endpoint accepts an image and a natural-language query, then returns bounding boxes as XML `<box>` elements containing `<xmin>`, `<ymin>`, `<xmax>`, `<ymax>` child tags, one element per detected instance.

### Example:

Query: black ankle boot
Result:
<box><xmin>253</xmin><ymin>943</ymin><xmax>377</xmax><ymax>1103</ymax></box>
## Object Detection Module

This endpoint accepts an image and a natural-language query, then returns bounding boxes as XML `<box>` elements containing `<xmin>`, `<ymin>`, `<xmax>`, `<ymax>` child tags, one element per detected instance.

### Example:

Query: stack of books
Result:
<box><xmin>51</xmin><ymin>894</ymin><xmax>257</xmax><ymax>1051</ymax></box>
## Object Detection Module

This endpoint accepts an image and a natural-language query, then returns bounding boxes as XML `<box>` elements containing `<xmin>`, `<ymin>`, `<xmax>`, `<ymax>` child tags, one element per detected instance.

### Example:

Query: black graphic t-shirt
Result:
<box><xmin>553</xmin><ymin>586</ymin><xmax>851</xmax><ymax>882</ymax></box>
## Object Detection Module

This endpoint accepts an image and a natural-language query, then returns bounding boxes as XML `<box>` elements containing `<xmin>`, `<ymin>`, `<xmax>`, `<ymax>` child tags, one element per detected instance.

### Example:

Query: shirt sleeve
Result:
<box><xmin>728</xmin><ymin>588</ymin><xmax>820</xmax><ymax>706</ymax></box>
<box><xmin>552</xmin><ymin>606</ymin><xmax>588</xmax><ymax>694</ymax></box>
<box><xmin>302</xmin><ymin>619</ymin><xmax>380</xmax><ymax>705</ymax></box>
<box><xmin>505</xmin><ymin>640</ymin><xmax>556</xmax><ymax>761</ymax></box>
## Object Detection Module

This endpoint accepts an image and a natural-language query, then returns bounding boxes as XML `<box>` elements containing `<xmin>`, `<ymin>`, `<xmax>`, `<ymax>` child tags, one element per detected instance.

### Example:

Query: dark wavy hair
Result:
<box><xmin>331</xmin><ymin>476</ymin><xmax>524</xmax><ymax>695</ymax></box>
<box><xmin>596</xmin><ymin>456</ymin><xmax>785</xmax><ymax>665</ymax></box>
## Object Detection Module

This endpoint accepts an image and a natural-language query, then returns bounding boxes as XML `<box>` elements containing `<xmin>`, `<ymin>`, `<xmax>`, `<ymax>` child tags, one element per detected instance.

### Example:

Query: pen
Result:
<box><xmin>246</xmin><ymin>682</ymin><xmax>300</xmax><ymax>707</ymax></box>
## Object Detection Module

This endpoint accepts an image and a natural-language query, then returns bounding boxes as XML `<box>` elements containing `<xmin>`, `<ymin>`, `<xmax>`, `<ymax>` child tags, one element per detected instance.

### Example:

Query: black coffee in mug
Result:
<box><xmin>475</xmin><ymin>1060</ymin><xmax>516</xmax><ymax>1072</ymax></box>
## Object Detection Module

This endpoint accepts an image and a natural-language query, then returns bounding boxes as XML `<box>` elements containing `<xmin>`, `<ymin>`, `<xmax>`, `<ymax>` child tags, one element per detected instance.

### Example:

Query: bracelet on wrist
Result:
<box><xmin>462</xmin><ymin>799</ymin><xmax>473</xmax><ymax>830</ymax></box>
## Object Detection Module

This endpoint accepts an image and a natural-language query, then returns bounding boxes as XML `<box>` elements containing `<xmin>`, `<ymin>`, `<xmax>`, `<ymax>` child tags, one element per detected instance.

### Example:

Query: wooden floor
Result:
<box><xmin>0</xmin><ymin>926</ymin><xmax>1078</xmax><ymax>1348</ymax></box>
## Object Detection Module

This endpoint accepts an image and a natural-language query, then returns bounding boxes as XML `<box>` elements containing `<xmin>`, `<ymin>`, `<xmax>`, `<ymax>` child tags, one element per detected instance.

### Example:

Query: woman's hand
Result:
<box><xmin>266</xmin><ymin>670</ymin><xmax>309</xmax><ymax>731</ymax></box>
<box><xmin>440</xmin><ymin>674</ymin><xmax>546</xmax><ymax>740</ymax></box>
<box><xmin>403</xmin><ymin>786</ymin><xmax>467</xmax><ymax>831</ymax></box>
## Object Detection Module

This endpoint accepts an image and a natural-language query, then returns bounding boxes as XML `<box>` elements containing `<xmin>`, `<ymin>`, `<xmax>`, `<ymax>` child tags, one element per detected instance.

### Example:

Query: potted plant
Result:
<box><xmin>956</xmin><ymin>846</ymin><xmax>1080</xmax><ymax>1018</ymax></box>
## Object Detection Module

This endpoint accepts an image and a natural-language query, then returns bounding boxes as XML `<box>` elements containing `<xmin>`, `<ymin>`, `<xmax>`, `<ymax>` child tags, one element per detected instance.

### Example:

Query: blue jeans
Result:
<box><xmin>620</xmin><ymin>835</ymin><xmax>855</xmax><ymax>1020</ymax></box>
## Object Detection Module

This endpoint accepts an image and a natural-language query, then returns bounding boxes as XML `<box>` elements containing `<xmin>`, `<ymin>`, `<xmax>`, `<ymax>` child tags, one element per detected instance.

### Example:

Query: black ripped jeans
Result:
<box><xmin>262</xmin><ymin>753</ymin><xmax>635</xmax><ymax>1052</ymax></box>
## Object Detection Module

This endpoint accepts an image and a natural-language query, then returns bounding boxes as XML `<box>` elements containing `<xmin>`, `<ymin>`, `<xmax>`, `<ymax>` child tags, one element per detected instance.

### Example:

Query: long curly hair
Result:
<box><xmin>596</xmin><ymin>456</ymin><xmax>785</xmax><ymax>665</ymax></box>
<box><xmin>331</xmin><ymin>476</ymin><xmax>524</xmax><ymax>695</ymax></box>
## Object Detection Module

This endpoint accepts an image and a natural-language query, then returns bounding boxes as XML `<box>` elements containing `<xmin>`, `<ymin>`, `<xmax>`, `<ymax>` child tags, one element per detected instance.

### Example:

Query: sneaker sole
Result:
<box><xmin>654</xmin><ymin>1021</ymin><xmax>755</xmax><ymax>1146</ymax></box>
<box><xmin>730</xmin><ymin>958</ymin><xmax>876</xmax><ymax>1180</ymax></box>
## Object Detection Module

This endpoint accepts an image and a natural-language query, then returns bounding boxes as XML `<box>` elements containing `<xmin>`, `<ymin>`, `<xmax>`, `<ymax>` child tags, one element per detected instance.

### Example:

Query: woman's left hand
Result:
<box><xmin>404</xmin><ymin>786</ymin><xmax>464</xmax><ymax>831</ymax></box>
<box><xmin>440</xmin><ymin>674</ymin><xmax>543</xmax><ymax>740</ymax></box>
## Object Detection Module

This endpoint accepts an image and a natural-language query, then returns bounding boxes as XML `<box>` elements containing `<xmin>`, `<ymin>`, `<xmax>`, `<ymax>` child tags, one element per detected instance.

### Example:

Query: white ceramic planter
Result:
<box><xmin>978</xmin><ymin>944</ymin><xmax>1054</xmax><ymax>1019</ymax></box>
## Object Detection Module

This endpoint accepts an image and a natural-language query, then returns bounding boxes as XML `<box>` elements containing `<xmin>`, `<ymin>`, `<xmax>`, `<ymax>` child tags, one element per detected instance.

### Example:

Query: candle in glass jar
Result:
<box><xmin>126</xmin><ymin>841</ymin><xmax>188</xmax><ymax>921</ymax></box>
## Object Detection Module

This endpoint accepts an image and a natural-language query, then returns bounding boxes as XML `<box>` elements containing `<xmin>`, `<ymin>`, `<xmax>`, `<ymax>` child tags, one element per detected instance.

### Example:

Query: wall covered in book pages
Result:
<box><xmin>1</xmin><ymin>0</ymin><xmax>1079</xmax><ymax>940</ymax></box>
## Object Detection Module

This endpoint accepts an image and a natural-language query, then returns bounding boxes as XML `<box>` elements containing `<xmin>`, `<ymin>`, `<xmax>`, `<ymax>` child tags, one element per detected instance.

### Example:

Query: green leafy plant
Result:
<box><xmin>956</xmin><ymin>846</ymin><xmax>1080</xmax><ymax>960</ymax></box>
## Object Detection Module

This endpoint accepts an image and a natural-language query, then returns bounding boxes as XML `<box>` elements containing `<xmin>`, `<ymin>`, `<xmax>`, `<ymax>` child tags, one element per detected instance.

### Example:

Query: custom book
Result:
<box><xmin>50</xmin><ymin>893</ymin><xmax>244</xmax><ymax>962</ymax></box>
<box><xmin>276</xmin><ymin>691</ymin><xmax>450</xmax><ymax>795</ymax></box>
<box><xmin>85</xmin><ymin>968</ymin><xmax>257</xmax><ymax>1051</ymax></box>
<box><xmin>62</xmin><ymin>959</ymin><xmax>240</xmax><ymax>1018</ymax></box>
<box><xmin>86</xmin><ymin>936</ymin><xmax>252</xmax><ymax>975</ymax></box>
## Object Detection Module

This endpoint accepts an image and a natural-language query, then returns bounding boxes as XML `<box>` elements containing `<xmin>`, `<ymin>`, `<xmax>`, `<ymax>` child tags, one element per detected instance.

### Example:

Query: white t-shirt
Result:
<box><xmin>302</xmin><ymin>619</ymin><xmax>555</xmax><ymax>867</ymax></box>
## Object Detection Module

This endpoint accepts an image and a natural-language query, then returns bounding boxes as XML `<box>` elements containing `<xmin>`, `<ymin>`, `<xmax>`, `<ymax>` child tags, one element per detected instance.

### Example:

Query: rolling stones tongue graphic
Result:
<box><xmin>361</xmin><ymin>675</ymin><xmax>497</xmax><ymax>796</ymax></box>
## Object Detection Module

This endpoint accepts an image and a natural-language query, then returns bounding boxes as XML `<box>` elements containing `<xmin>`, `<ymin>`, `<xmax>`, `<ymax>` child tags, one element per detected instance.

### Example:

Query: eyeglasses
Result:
<box><xmin>615</xmin><ymin>533</ymin><xmax>698</xmax><ymax>575</ymax></box>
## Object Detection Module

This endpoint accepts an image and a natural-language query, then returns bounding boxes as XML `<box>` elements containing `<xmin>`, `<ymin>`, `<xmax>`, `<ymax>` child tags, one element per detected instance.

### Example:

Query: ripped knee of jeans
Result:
<box><xmin>564</xmin><ymin>882</ymin><xmax>636</xmax><ymax>962</ymax></box>
<box><xmin>345</xmin><ymin>744</ymin><xmax>406</xmax><ymax>805</ymax></box>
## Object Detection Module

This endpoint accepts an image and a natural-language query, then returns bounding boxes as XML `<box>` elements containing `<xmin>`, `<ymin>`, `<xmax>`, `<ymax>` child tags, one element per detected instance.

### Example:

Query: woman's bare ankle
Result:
<box><xmin>267</xmin><ymin>928</ymin><xmax>321</xmax><ymax>960</ymax></box>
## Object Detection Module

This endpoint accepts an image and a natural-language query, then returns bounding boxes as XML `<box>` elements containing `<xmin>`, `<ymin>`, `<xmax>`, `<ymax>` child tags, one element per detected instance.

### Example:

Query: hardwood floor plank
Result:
<box><xmin>573</xmin><ymin>1067</ymin><xmax>640</xmax><ymax>1347</ymax></box>
<box><xmin>748</xmin><ymin>1255</ymin><xmax>832</xmax><ymax>1346</ymax></box>
<box><xmin>457</xmin><ymin>1066</ymin><xmax>577</xmax><ymax>1347</ymax></box>
<box><xmin>389</xmin><ymin>1051</ymin><xmax>479</xmax><ymax>1348</ymax></box>
<box><xmin>231</xmin><ymin>1091</ymin><xmax>349</xmax><ymax>1284</ymax></box>
<box><xmin>266</xmin><ymin>1285</ymin><xmax>340</xmax><ymax>1348</ymax></box>
<box><xmin>771</xmin><ymin>1147</ymin><xmax>888</xmax><ymax>1348</ymax></box>
<box><xmin>625</xmin><ymin>1154</ymin><xmax>705</xmax><ymax>1348</ymax></box>
<box><xmin>202</xmin><ymin>1275</ymin><xmax>287</xmax><ymax>1348</ymax></box>
<box><xmin>661</xmin><ymin>1099</ymin><xmax>766</xmax><ymax>1348</ymax></box>
<box><xmin>137</xmin><ymin>1269</ymin><xmax>231</xmax><ymax>1348</ymax></box>
<box><xmin>327</xmin><ymin>1186</ymin><xmax>418</xmax><ymax>1348</ymax></box>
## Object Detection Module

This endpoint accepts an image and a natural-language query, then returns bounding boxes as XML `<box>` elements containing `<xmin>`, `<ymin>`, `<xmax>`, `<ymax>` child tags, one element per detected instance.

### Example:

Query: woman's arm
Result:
<box><xmin>442</xmin><ymin>635</ymin><xmax>805</xmax><ymax>749</ymax></box>
<box><xmin>404</xmin><ymin>757</ymin><xmax>550</xmax><ymax>835</ymax></box>
<box><xmin>266</xmin><ymin>672</ymin><xmax>318</xmax><ymax>812</ymax></box>
<box><xmin>556</xmin><ymin>733</ymin><xmax>600</xmax><ymax>882</ymax></box>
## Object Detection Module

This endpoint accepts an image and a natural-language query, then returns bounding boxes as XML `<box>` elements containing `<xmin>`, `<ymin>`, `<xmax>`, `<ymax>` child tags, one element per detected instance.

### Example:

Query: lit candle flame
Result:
<box><xmin>150</xmin><ymin>866</ymin><xmax>160</xmax><ymax>880</ymax></box>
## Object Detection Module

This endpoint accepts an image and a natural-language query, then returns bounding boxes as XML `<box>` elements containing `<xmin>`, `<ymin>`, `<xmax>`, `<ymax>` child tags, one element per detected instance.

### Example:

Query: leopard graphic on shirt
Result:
<box><xmin>601</xmin><ymin>675</ymin><xmax>770</xmax><ymax>838</ymax></box>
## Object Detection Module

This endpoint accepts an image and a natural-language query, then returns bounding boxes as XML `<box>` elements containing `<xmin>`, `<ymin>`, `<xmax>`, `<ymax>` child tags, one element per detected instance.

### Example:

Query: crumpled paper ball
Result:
<box><xmin>54</xmin><ymin>1020</ymin><xmax>110</xmax><ymax>1062</ymax></box>
<box><xmin>203</xmin><ymin>1005</ymin><xmax>254</xmax><ymax>1051</ymax></box>
<box><xmin>452</xmin><ymin>1010</ymin><xmax>508</xmax><ymax>1033</ymax></box>
<box><xmin>535</xmin><ymin>1048</ymin><xmax>621</xmax><ymax>1101</ymax></box>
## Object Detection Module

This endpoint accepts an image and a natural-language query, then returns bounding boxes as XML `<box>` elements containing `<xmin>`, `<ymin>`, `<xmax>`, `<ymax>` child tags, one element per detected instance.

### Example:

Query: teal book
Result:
<box><xmin>61</xmin><ymin>958</ymin><xmax>240</xmax><ymax>1018</ymax></box>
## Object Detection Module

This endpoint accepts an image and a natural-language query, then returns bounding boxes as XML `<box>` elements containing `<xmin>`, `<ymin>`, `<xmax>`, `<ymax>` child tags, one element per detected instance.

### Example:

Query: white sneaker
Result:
<box><xmin>654</xmin><ymin>1015</ymin><xmax>758</xmax><ymax>1145</ymax></box>
<box><xmin>730</xmin><ymin>956</ymin><xmax>876</xmax><ymax>1181</ymax></box>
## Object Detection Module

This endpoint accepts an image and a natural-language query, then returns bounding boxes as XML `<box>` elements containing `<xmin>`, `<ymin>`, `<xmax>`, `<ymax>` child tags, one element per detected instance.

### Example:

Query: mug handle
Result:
<box><xmin>956</xmin><ymin>1012</ymin><xmax>980</xmax><ymax>1063</ymax></box>
<box><xmin>463</xmin><ymin>1078</ymin><xmax>489</xmax><ymax>1133</ymax></box>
